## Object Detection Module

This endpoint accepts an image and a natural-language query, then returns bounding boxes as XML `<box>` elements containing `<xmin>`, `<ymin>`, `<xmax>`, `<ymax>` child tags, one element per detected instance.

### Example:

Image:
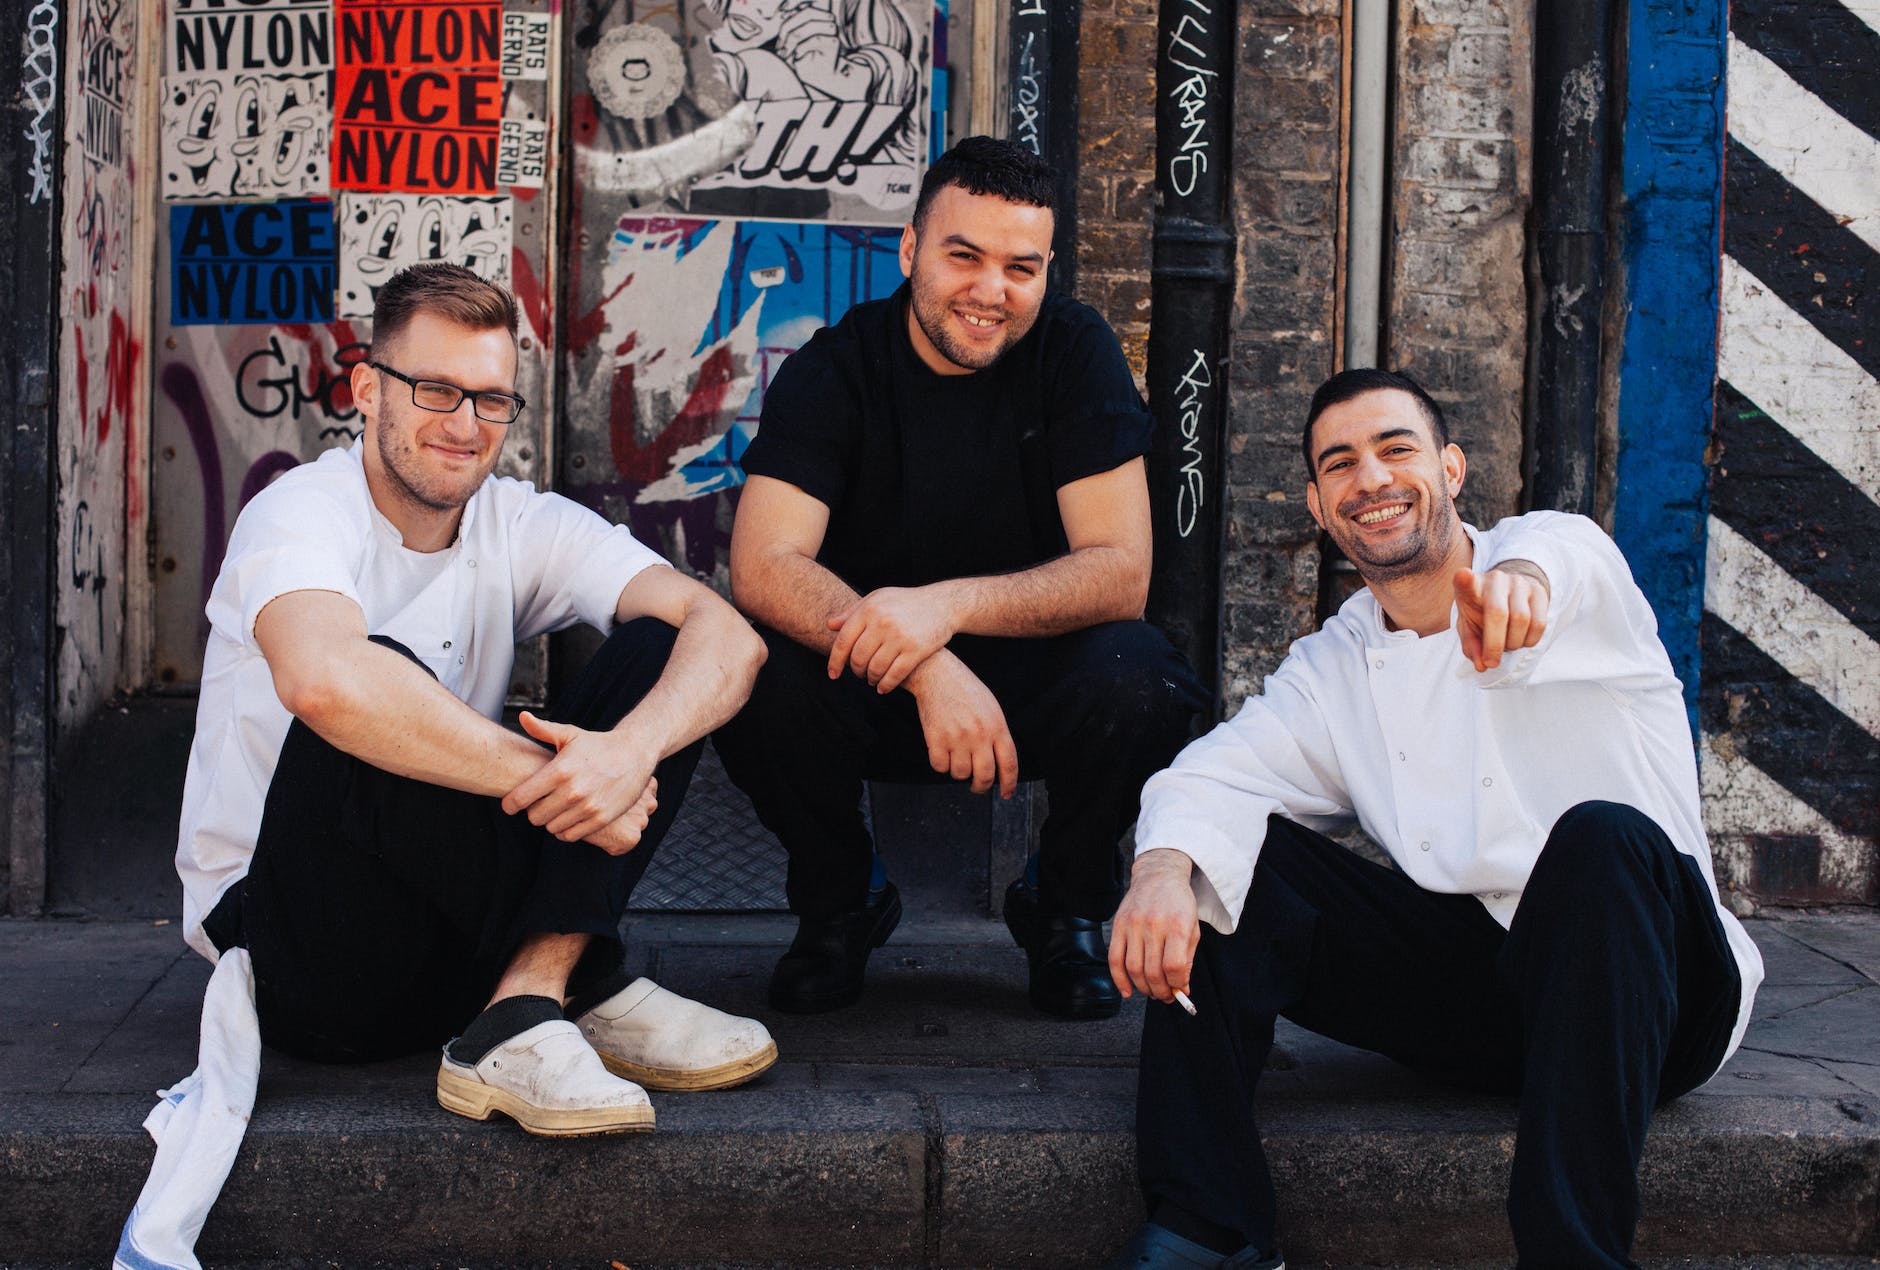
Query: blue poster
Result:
<box><xmin>171</xmin><ymin>199</ymin><xmax>336</xmax><ymax>326</ymax></box>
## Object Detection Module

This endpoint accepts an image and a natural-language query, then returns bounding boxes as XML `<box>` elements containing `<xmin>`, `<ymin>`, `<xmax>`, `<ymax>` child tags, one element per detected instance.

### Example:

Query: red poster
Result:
<box><xmin>332</xmin><ymin>0</ymin><xmax>502</xmax><ymax>193</ymax></box>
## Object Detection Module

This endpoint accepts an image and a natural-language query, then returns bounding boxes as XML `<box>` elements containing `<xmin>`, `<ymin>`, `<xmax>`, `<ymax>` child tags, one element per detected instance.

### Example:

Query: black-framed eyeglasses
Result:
<box><xmin>370</xmin><ymin>361</ymin><xmax>527</xmax><ymax>425</ymax></box>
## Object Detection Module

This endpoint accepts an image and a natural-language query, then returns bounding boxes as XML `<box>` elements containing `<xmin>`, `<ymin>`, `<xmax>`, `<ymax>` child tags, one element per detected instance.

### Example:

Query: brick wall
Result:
<box><xmin>1075</xmin><ymin>0</ymin><xmax>1159</xmax><ymax>381</ymax></box>
<box><xmin>1219</xmin><ymin>0</ymin><xmax>1345</xmax><ymax>703</ymax></box>
<box><xmin>1387</xmin><ymin>0</ymin><xmax>1532</xmax><ymax>527</ymax></box>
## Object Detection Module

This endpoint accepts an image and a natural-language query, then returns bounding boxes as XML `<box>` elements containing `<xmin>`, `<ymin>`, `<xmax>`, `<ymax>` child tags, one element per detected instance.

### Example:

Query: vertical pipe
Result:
<box><xmin>1144</xmin><ymin>0</ymin><xmax>1236</xmax><ymax>714</ymax></box>
<box><xmin>1525</xmin><ymin>0</ymin><xmax>1616</xmax><ymax>514</ymax></box>
<box><xmin>1344</xmin><ymin>0</ymin><xmax>1390</xmax><ymax>369</ymax></box>
<box><xmin>1007</xmin><ymin>0</ymin><xmax>1081</xmax><ymax>291</ymax></box>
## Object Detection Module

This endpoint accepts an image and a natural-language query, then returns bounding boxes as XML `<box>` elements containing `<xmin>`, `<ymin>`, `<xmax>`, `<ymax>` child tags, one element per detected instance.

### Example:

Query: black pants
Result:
<box><xmin>219</xmin><ymin>618</ymin><xmax>703</xmax><ymax>1063</ymax></box>
<box><xmin>716</xmin><ymin>620</ymin><xmax>1206</xmax><ymax>922</ymax></box>
<box><xmin>1134</xmin><ymin>803</ymin><xmax>1741</xmax><ymax>1269</ymax></box>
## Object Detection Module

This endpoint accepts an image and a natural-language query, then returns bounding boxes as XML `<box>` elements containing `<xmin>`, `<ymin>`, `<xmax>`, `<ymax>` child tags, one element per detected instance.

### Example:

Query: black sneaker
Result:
<box><xmin>768</xmin><ymin>881</ymin><xmax>903</xmax><ymax>1013</ymax></box>
<box><xmin>1104</xmin><ymin>1223</ymin><xmax>1283</xmax><ymax>1269</ymax></box>
<box><xmin>1003</xmin><ymin>879</ymin><xmax>1122</xmax><ymax>1020</ymax></box>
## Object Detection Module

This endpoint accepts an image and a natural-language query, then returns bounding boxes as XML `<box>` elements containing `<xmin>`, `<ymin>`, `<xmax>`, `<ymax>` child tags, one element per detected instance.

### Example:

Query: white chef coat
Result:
<box><xmin>1136</xmin><ymin>511</ymin><xmax>1763</xmax><ymax>1062</ymax></box>
<box><xmin>174</xmin><ymin>442</ymin><xmax>666</xmax><ymax>962</ymax></box>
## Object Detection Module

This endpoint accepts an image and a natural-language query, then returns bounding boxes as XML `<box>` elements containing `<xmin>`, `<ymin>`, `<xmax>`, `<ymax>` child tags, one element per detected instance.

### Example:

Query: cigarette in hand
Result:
<box><xmin>1173</xmin><ymin>989</ymin><xmax>1197</xmax><ymax>1016</ymax></box>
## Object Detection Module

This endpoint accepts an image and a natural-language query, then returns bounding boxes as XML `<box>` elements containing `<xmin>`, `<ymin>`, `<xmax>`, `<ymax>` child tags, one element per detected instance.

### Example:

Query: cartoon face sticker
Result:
<box><xmin>160</xmin><ymin>72</ymin><xmax>329</xmax><ymax>200</ymax></box>
<box><xmin>335</xmin><ymin>194</ymin><xmax>515</xmax><ymax>317</ymax></box>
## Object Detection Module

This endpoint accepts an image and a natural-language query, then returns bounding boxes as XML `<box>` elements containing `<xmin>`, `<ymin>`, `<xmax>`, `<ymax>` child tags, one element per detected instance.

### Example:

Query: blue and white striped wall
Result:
<box><xmin>1618</xmin><ymin>0</ymin><xmax>1877</xmax><ymax>907</ymax></box>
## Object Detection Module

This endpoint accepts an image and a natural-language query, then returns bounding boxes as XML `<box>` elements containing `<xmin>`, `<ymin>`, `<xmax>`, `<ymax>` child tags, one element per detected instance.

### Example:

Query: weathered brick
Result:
<box><xmin>1242</xmin><ymin>21</ymin><xmax>1341</xmax><ymax>79</ymax></box>
<box><xmin>1233</xmin><ymin>126</ymin><xmax>1340</xmax><ymax>176</ymax></box>
<box><xmin>1108</xmin><ymin>274</ymin><xmax>1153</xmax><ymax>319</ymax></box>
<box><xmin>1112</xmin><ymin>173</ymin><xmax>1156</xmax><ymax>222</ymax></box>
<box><xmin>1236</xmin><ymin>75</ymin><xmax>1340</xmax><ymax>131</ymax></box>
<box><xmin>1410</xmin><ymin>0</ymin><xmax>1511</xmax><ymax>27</ymax></box>
<box><xmin>1409</xmin><ymin>181</ymin><xmax>1526</xmax><ymax>225</ymax></box>
<box><xmin>1236</xmin><ymin>174</ymin><xmax>1337</xmax><ymax>231</ymax></box>
<box><xmin>1243</xmin><ymin>0</ymin><xmax>1340</xmax><ymax>19</ymax></box>
<box><xmin>1408</xmin><ymin>80</ymin><xmax>1517</xmax><ymax>137</ymax></box>
<box><xmin>1398</xmin><ymin>136</ymin><xmax>1519</xmax><ymax>188</ymax></box>
<box><xmin>1081</xmin><ymin>20</ymin><xmax>1161</xmax><ymax>70</ymax></box>
<box><xmin>1450</xmin><ymin>30</ymin><xmax>1514</xmax><ymax>82</ymax></box>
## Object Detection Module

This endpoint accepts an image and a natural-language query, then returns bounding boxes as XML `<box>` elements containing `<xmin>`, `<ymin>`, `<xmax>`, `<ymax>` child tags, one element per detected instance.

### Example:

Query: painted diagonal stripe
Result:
<box><xmin>1725</xmin><ymin>139</ymin><xmax>1878</xmax><ymax>381</ymax></box>
<box><xmin>1729</xmin><ymin>38</ymin><xmax>1880</xmax><ymax>253</ymax></box>
<box><xmin>1719</xmin><ymin>256</ymin><xmax>1880</xmax><ymax>506</ymax></box>
<box><xmin>1712</xmin><ymin>378</ymin><xmax>1880</xmax><ymax>642</ymax></box>
<box><xmin>1733</xmin><ymin>0</ymin><xmax>1880</xmax><ymax>144</ymax></box>
<box><xmin>1706</xmin><ymin>516</ymin><xmax>1880</xmax><ymax>736</ymax></box>
<box><xmin>1850</xmin><ymin>0</ymin><xmax>1880</xmax><ymax>38</ymax></box>
<box><xmin>1699</xmin><ymin>612</ymin><xmax>1879</xmax><ymax>841</ymax></box>
<box><xmin>1701</xmin><ymin>736</ymin><xmax>1876</xmax><ymax>903</ymax></box>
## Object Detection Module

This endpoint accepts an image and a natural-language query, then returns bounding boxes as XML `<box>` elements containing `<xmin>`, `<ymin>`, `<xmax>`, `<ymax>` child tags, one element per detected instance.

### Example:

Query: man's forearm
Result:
<box><xmin>288</xmin><ymin>639</ymin><xmax>547</xmax><ymax>797</ymax></box>
<box><xmin>732</xmin><ymin>548</ymin><xmax>864</xmax><ymax>655</ymax></box>
<box><xmin>936</xmin><ymin>543</ymin><xmax>1148</xmax><ymax>640</ymax></box>
<box><xmin>609</xmin><ymin>597</ymin><xmax>765</xmax><ymax>760</ymax></box>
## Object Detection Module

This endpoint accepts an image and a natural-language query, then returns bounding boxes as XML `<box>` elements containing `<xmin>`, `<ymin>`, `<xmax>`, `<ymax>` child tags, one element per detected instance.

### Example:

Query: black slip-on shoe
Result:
<box><xmin>1004</xmin><ymin>879</ymin><xmax>1123</xmax><ymax>1020</ymax></box>
<box><xmin>768</xmin><ymin>881</ymin><xmax>903</xmax><ymax>1013</ymax></box>
<box><xmin>1103</xmin><ymin>1223</ymin><xmax>1284</xmax><ymax>1270</ymax></box>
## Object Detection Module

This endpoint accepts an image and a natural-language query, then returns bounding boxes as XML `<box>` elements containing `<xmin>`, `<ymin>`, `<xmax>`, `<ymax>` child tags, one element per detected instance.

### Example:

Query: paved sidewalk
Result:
<box><xmin>3</xmin><ymin>906</ymin><xmax>1876</xmax><ymax>1268</ymax></box>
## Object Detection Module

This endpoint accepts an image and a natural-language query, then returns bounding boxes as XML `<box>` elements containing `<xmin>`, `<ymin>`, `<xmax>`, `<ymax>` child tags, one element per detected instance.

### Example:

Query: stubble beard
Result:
<box><xmin>375</xmin><ymin>405</ymin><xmax>488</xmax><ymax>515</ymax></box>
<box><xmin>909</xmin><ymin>271</ymin><xmax>1025</xmax><ymax>373</ymax></box>
<box><xmin>1335</xmin><ymin>486</ymin><xmax>1460</xmax><ymax>584</ymax></box>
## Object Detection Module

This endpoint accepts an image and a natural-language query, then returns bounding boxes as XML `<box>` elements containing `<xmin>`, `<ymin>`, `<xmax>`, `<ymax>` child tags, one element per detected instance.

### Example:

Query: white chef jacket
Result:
<box><xmin>174</xmin><ymin>442</ymin><xmax>666</xmax><ymax>962</ymax></box>
<box><xmin>1136</xmin><ymin>510</ymin><xmax>1763</xmax><ymax>1062</ymax></box>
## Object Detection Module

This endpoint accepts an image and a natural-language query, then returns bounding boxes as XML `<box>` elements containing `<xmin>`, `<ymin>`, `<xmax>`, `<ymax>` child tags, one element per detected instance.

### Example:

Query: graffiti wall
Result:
<box><xmin>55</xmin><ymin>0</ymin><xmax>146</xmax><ymax>732</ymax></box>
<box><xmin>560</xmin><ymin>0</ymin><xmax>940</xmax><ymax>583</ymax></box>
<box><xmin>149</xmin><ymin>0</ymin><xmax>563</xmax><ymax>689</ymax></box>
<box><xmin>1697</xmin><ymin>0</ymin><xmax>1877</xmax><ymax>905</ymax></box>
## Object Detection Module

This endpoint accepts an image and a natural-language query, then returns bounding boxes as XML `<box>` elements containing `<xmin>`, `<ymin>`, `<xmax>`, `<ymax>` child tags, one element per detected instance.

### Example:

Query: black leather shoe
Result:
<box><xmin>768</xmin><ymin>882</ymin><xmax>903</xmax><ymax>1014</ymax></box>
<box><xmin>1103</xmin><ymin>1223</ymin><xmax>1284</xmax><ymax>1270</ymax></box>
<box><xmin>1003</xmin><ymin>880</ymin><xmax>1122</xmax><ymax>1020</ymax></box>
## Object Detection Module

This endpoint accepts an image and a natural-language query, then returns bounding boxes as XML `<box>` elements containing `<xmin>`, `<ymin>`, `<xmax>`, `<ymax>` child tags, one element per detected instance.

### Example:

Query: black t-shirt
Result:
<box><xmin>740</xmin><ymin>283</ymin><xmax>1154</xmax><ymax>594</ymax></box>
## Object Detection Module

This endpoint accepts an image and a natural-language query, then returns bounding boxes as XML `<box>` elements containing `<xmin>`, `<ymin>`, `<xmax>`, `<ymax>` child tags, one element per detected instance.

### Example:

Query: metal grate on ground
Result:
<box><xmin>631</xmin><ymin>740</ymin><xmax>789</xmax><ymax>912</ymax></box>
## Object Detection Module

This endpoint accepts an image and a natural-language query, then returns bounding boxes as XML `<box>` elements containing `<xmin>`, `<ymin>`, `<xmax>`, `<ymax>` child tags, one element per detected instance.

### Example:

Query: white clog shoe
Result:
<box><xmin>574</xmin><ymin>977</ymin><xmax>778</xmax><ymax>1091</ymax></box>
<box><xmin>436</xmin><ymin>1019</ymin><xmax>655</xmax><ymax>1136</ymax></box>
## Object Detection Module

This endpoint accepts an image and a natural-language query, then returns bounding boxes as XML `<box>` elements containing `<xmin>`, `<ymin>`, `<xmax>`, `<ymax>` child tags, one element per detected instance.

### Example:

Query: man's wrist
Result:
<box><xmin>901</xmin><ymin>647</ymin><xmax>960</xmax><ymax>698</ymax></box>
<box><xmin>1133</xmin><ymin>847</ymin><xmax>1195</xmax><ymax>879</ymax></box>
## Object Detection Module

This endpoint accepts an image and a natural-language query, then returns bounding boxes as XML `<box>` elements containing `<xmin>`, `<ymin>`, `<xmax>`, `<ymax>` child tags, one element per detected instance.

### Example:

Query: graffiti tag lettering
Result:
<box><xmin>1174</xmin><ymin>347</ymin><xmax>1209</xmax><ymax>538</ymax></box>
<box><xmin>236</xmin><ymin>334</ymin><xmax>366</xmax><ymax>423</ymax></box>
<box><xmin>23</xmin><ymin>0</ymin><xmax>60</xmax><ymax>203</ymax></box>
<box><xmin>735</xmin><ymin>97</ymin><xmax>910</xmax><ymax>181</ymax></box>
<box><xmin>1164</xmin><ymin>0</ymin><xmax>1216</xmax><ymax>199</ymax></box>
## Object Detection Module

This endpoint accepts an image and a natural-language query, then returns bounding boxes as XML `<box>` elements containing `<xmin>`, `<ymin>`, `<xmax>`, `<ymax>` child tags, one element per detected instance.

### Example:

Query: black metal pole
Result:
<box><xmin>1008</xmin><ymin>0</ymin><xmax>1081</xmax><ymax>292</ymax></box>
<box><xmin>0</xmin><ymin>0</ymin><xmax>63</xmax><ymax>913</ymax></box>
<box><xmin>1145</xmin><ymin>0</ymin><xmax>1236</xmax><ymax>714</ymax></box>
<box><xmin>1525</xmin><ymin>0</ymin><xmax>1617</xmax><ymax>514</ymax></box>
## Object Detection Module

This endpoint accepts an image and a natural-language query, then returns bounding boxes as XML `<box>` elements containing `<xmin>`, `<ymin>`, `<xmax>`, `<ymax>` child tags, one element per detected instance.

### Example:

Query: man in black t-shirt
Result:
<box><xmin>716</xmin><ymin>136</ymin><xmax>1206</xmax><ymax>1020</ymax></box>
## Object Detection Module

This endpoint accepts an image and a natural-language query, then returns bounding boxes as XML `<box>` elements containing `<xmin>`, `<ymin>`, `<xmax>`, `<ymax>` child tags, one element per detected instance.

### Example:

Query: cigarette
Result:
<box><xmin>1173</xmin><ymin>989</ymin><xmax>1197</xmax><ymax>1016</ymax></box>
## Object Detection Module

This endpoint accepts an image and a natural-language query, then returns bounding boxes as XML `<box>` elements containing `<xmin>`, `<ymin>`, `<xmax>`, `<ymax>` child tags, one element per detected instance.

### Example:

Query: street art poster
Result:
<box><xmin>334</xmin><ymin>193</ymin><xmax>513</xmax><ymax>317</ymax></box>
<box><xmin>171</xmin><ymin>200</ymin><xmax>338</xmax><ymax>326</ymax></box>
<box><xmin>571</xmin><ymin>0</ymin><xmax>930</xmax><ymax>223</ymax></box>
<box><xmin>333</xmin><ymin>0</ymin><xmax>504</xmax><ymax>193</ymax></box>
<box><xmin>564</xmin><ymin>217</ymin><xmax>903</xmax><ymax>517</ymax></box>
<box><xmin>169</xmin><ymin>0</ymin><xmax>333</xmax><ymax>75</ymax></box>
<box><xmin>160</xmin><ymin>72</ymin><xmax>332</xmax><ymax>200</ymax></box>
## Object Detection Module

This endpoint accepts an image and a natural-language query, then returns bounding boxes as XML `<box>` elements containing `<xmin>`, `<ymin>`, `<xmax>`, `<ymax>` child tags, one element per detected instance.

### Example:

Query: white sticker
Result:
<box><xmin>335</xmin><ymin>193</ymin><xmax>514</xmax><ymax>317</ymax></box>
<box><xmin>160</xmin><ymin>71</ymin><xmax>331</xmax><ymax>201</ymax></box>
<box><xmin>497</xmin><ymin>118</ymin><xmax>550</xmax><ymax>188</ymax></box>
<box><xmin>500</xmin><ymin>11</ymin><xmax>552</xmax><ymax>80</ymax></box>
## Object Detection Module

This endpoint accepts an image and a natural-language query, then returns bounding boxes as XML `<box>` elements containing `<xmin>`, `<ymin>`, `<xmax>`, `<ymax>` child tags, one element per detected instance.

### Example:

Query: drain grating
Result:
<box><xmin>632</xmin><ymin>740</ymin><xmax>789</xmax><ymax>912</ymax></box>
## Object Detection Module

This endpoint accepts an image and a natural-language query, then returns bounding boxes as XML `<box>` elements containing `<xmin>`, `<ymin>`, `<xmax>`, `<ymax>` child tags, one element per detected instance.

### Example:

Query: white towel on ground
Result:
<box><xmin>114</xmin><ymin>948</ymin><xmax>260</xmax><ymax>1270</ymax></box>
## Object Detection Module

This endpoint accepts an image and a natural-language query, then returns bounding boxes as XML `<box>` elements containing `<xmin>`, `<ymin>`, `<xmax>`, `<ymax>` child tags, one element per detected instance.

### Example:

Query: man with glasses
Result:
<box><xmin>175</xmin><ymin>262</ymin><xmax>774</xmax><ymax>1135</ymax></box>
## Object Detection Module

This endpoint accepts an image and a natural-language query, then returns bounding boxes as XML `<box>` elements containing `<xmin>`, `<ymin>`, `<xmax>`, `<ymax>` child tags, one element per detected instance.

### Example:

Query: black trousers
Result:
<box><xmin>716</xmin><ymin>620</ymin><xmax>1207</xmax><ymax>922</ymax></box>
<box><xmin>219</xmin><ymin>618</ymin><xmax>703</xmax><ymax>1063</ymax></box>
<box><xmin>1134</xmin><ymin>803</ymin><xmax>1741</xmax><ymax>1269</ymax></box>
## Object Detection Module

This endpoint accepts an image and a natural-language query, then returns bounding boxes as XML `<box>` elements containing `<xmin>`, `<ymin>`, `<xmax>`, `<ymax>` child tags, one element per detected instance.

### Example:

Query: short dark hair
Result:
<box><xmin>912</xmin><ymin>135</ymin><xmax>1058</xmax><ymax>231</ymax></box>
<box><xmin>1302</xmin><ymin>367</ymin><xmax>1449</xmax><ymax>477</ymax></box>
<box><xmin>370</xmin><ymin>263</ymin><xmax>519</xmax><ymax>358</ymax></box>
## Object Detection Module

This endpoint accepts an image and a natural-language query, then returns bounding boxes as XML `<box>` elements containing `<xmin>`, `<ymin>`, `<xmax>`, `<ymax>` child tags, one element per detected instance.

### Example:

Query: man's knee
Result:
<box><xmin>1539</xmin><ymin>801</ymin><xmax>1671</xmax><ymax>880</ymax></box>
<box><xmin>1058</xmin><ymin>621</ymin><xmax>1206</xmax><ymax>733</ymax></box>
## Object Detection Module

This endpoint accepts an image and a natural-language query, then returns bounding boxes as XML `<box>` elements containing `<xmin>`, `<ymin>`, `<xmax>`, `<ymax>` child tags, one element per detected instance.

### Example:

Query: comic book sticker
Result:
<box><xmin>497</xmin><ymin>118</ymin><xmax>549</xmax><ymax>188</ymax></box>
<box><xmin>171</xmin><ymin>200</ymin><xmax>337</xmax><ymax>326</ymax></box>
<box><xmin>161</xmin><ymin>71</ymin><xmax>331</xmax><ymax>201</ymax></box>
<box><xmin>500</xmin><ymin>11</ymin><xmax>551</xmax><ymax>80</ymax></box>
<box><xmin>169</xmin><ymin>0</ymin><xmax>334</xmax><ymax>76</ymax></box>
<box><xmin>571</xmin><ymin>0</ymin><xmax>930</xmax><ymax>221</ymax></box>
<box><xmin>335</xmin><ymin>193</ymin><xmax>513</xmax><ymax>316</ymax></box>
<box><xmin>333</xmin><ymin>0</ymin><xmax>503</xmax><ymax>193</ymax></box>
